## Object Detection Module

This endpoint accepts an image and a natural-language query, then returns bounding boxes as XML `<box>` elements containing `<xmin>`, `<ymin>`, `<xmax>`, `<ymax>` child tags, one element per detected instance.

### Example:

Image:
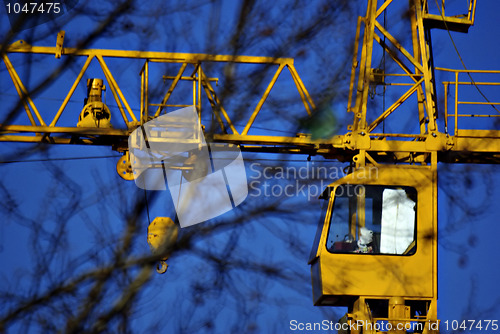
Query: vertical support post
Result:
<box><xmin>428</xmin><ymin>151</ymin><xmax>439</xmax><ymax>334</ymax></box>
<box><xmin>454</xmin><ymin>71</ymin><xmax>458</xmax><ymax>136</ymax></box>
<box><xmin>143</xmin><ymin>60</ymin><xmax>149</xmax><ymax>124</ymax></box>
<box><xmin>192</xmin><ymin>69</ymin><xmax>196</xmax><ymax>113</ymax></box>
<box><xmin>198</xmin><ymin>64</ymin><xmax>202</xmax><ymax>122</ymax></box>
<box><xmin>348</xmin><ymin>16</ymin><xmax>365</xmax><ymax>114</ymax></box>
<box><xmin>415</xmin><ymin>0</ymin><xmax>437</xmax><ymax>132</ymax></box>
<box><xmin>410</xmin><ymin>1</ymin><xmax>427</xmax><ymax>135</ymax></box>
<box><xmin>358</xmin><ymin>0</ymin><xmax>378</xmax><ymax>130</ymax></box>
<box><xmin>140</xmin><ymin>63</ymin><xmax>145</xmax><ymax>124</ymax></box>
<box><xmin>423</xmin><ymin>299</ymin><xmax>440</xmax><ymax>333</ymax></box>
<box><xmin>357</xmin><ymin>184</ymin><xmax>366</xmax><ymax>228</ymax></box>
<box><xmin>351</xmin><ymin>297</ymin><xmax>375</xmax><ymax>334</ymax></box>
<box><xmin>444</xmin><ymin>82</ymin><xmax>448</xmax><ymax>133</ymax></box>
<box><xmin>388</xmin><ymin>297</ymin><xmax>410</xmax><ymax>334</ymax></box>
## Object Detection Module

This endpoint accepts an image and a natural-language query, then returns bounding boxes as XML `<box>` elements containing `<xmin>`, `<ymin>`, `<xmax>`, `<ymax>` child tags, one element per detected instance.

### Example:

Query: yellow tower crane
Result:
<box><xmin>1</xmin><ymin>0</ymin><xmax>498</xmax><ymax>333</ymax></box>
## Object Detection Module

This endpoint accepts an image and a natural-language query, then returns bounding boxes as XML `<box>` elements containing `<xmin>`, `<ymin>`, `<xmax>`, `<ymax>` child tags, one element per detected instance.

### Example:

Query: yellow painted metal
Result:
<box><xmin>153</xmin><ymin>62</ymin><xmax>187</xmax><ymax>118</ymax></box>
<box><xmin>455</xmin><ymin>71</ymin><xmax>459</xmax><ymax>136</ymax></box>
<box><xmin>55</xmin><ymin>31</ymin><xmax>65</xmax><ymax>59</ymax></box>
<box><xmin>310</xmin><ymin>165</ymin><xmax>439</xmax><ymax>332</ymax></box>
<box><xmin>388</xmin><ymin>297</ymin><xmax>411</xmax><ymax>334</ymax></box>
<box><xmin>438</xmin><ymin>67</ymin><xmax>500</xmax><ymax>141</ymax></box>
<box><xmin>358</xmin><ymin>0</ymin><xmax>377</xmax><ymax>131</ymax></box>
<box><xmin>347</xmin><ymin>16</ymin><xmax>364</xmax><ymax>114</ymax></box>
<box><xmin>375</xmin><ymin>0</ymin><xmax>392</xmax><ymax>19</ymax></box>
<box><xmin>375</xmin><ymin>21</ymin><xmax>424</xmax><ymax>74</ymax></box>
<box><xmin>444</xmin><ymin>82</ymin><xmax>449</xmax><ymax>131</ymax></box>
<box><xmin>305</xmin><ymin>2</ymin><xmax>487</xmax><ymax>328</ymax></box>
<box><xmin>1</xmin><ymin>38</ymin><xmax>318</xmax><ymax>153</ymax></box>
<box><xmin>147</xmin><ymin>217</ymin><xmax>178</xmax><ymax>274</ymax></box>
<box><xmin>198</xmin><ymin>66</ymin><xmax>239</xmax><ymax>134</ymax></box>
<box><xmin>2</xmin><ymin>54</ymin><xmax>45</xmax><ymax>126</ymax></box>
<box><xmin>339</xmin><ymin>0</ymin><xmax>499</xmax><ymax>166</ymax></box>
<box><xmin>140</xmin><ymin>60</ymin><xmax>149</xmax><ymax>124</ymax></box>
<box><xmin>197</xmin><ymin>64</ymin><xmax>201</xmax><ymax>119</ymax></box>
<box><xmin>350</xmin><ymin>297</ymin><xmax>374</xmax><ymax>334</ymax></box>
<box><xmin>423</xmin><ymin>0</ymin><xmax>476</xmax><ymax>32</ymax></box>
<box><xmin>1</xmin><ymin>12</ymin><xmax>496</xmax><ymax>162</ymax></box>
<box><xmin>288</xmin><ymin>63</ymin><xmax>316</xmax><ymax>116</ymax></box>
<box><xmin>311</xmin><ymin>166</ymin><xmax>436</xmax><ymax>305</ymax></box>
<box><xmin>367</xmin><ymin>78</ymin><xmax>424</xmax><ymax>132</ymax></box>
<box><xmin>242</xmin><ymin>63</ymin><xmax>286</xmax><ymax>135</ymax></box>
<box><xmin>415</xmin><ymin>0</ymin><xmax>437</xmax><ymax>132</ymax></box>
<box><xmin>0</xmin><ymin>124</ymin><xmax>129</xmax><ymax>135</ymax></box>
<box><xmin>410</xmin><ymin>2</ymin><xmax>429</xmax><ymax>136</ymax></box>
<box><xmin>4</xmin><ymin>41</ymin><xmax>296</xmax><ymax>64</ymax></box>
<box><xmin>147</xmin><ymin>217</ymin><xmax>178</xmax><ymax>256</ymax></box>
<box><xmin>96</xmin><ymin>55</ymin><xmax>137</xmax><ymax>124</ymax></box>
<box><xmin>116</xmin><ymin>152</ymin><xmax>134</xmax><ymax>181</ymax></box>
<box><xmin>50</xmin><ymin>55</ymin><xmax>94</xmax><ymax>127</ymax></box>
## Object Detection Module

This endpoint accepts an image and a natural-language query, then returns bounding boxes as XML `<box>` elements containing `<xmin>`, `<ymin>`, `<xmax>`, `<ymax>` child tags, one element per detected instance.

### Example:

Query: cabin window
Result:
<box><xmin>326</xmin><ymin>184</ymin><xmax>417</xmax><ymax>255</ymax></box>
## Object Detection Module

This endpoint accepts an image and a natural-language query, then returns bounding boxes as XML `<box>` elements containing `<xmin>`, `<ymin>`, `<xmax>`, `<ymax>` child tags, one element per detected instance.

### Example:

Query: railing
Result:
<box><xmin>422</xmin><ymin>0</ymin><xmax>476</xmax><ymax>32</ymax></box>
<box><xmin>424</xmin><ymin>0</ymin><xmax>476</xmax><ymax>23</ymax></box>
<box><xmin>438</xmin><ymin>68</ymin><xmax>500</xmax><ymax>137</ymax></box>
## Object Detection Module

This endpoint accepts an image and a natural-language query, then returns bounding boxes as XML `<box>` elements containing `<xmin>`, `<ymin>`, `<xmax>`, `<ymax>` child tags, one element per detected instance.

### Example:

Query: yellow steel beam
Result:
<box><xmin>454</xmin><ymin>136</ymin><xmax>500</xmax><ymax>153</ymax></box>
<box><xmin>469</xmin><ymin>0</ymin><xmax>477</xmax><ymax>24</ymax></box>
<box><xmin>154</xmin><ymin>62</ymin><xmax>188</xmax><ymax>117</ymax></box>
<box><xmin>196</xmin><ymin>64</ymin><xmax>201</xmax><ymax>119</ymax></box>
<box><xmin>0</xmin><ymin>124</ymin><xmax>130</xmax><ymax>136</ymax></box>
<box><xmin>455</xmin><ymin>71</ymin><xmax>459</xmax><ymax>135</ymax></box>
<box><xmin>373</xmin><ymin>34</ymin><xmax>420</xmax><ymax>84</ymax></box>
<box><xmin>358</xmin><ymin>0</ymin><xmax>378</xmax><ymax>130</ymax></box>
<box><xmin>410</xmin><ymin>4</ymin><xmax>428</xmax><ymax>135</ymax></box>
<box><xmin>4</xmin><ymin>42</ymin><xmax>295</xmax><ymax>65</ymax></box>
<box><xmin>367</xmin><ymin>78</ymin><xmax>424</xmax><ymax>132</ymax></box>
<box><xmin>347</xmin><ymin>16</ymin><xmax>364</xmax><ymax>113</ymax></box>
<box><xmin>457</xmin><ymin>129</ymin><xmax>500</xmax><ymax>138</ymax></box>
<box><xmin>199</xmin><ymin>66</ymin><xmax>238</xmax><ymax>135</ymax></box>
<box><xmin>288</xmin><ymin>64</ymin><xmax>316</xmax><ymax>116</ymax></box>
<box><xmin>369</xmin><ymin>139</ymin><xmax>426</xmax><ymax>152</ymax></box>
<box><xmin>200</xmin><ymin>83</ymin><xmax>227</xmax><ymax>134</ymax></box>
<box><xmin>2</xmin><ymin>32</ymin><xmax>498</xmax><ymax>165</ymax></box>
<box><xmin>96</xmin><ymin>55</ymin><xmax>137</xmax><ymax>125</ymax></box>
<box><xmin>140</xmin><ymin>60</ymin><xmax>149</xmax><ymax>123</ymax></box>
<box><xmin>50</xmin><ymin>55</ymin><xmax>94</xmax><ymax>126</ymax></box>
<box><xmin>0</xmin><ymin>135</ymin><xmax>71</xmax><ymax>144</ymax></box>
<box><xmin>415</xmin><ymin>0</ymin><xmax>437</xmax><ymax>132</ymax></box>
<box><xmin>2</xmin><ymin>54</ymin><xmax>45</xmax><ymax>126</ymax></box>
<box><xmin>212</xmin><ymin>133</ymin><xmax>343</xmax><ymax>147</ymax></box>
<box><xmin>375</xmin><ymin>0</ymin><xmax>393</xmax><ymax>19</ymax></box>
<box><xmin>374</xmin><ymin>20</ymin><xmax>424</xmax><ymax>74</ymax></box>
<box><xmin>242</xmin><ymin>63</ymin><xmax>286</xmax><ymax>135</ymax></box>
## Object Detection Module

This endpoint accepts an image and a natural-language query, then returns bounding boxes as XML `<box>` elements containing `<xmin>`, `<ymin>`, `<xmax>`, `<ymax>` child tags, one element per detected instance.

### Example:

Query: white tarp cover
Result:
<box><xmin>128</xmin><ymin>106</ymin><xmax>248</xmax><ymax>228</ymax></box>
<box><xmin>380</xmin><ymin>188</ymin><xmax>416</xmax><ymax>254</ymax></box>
